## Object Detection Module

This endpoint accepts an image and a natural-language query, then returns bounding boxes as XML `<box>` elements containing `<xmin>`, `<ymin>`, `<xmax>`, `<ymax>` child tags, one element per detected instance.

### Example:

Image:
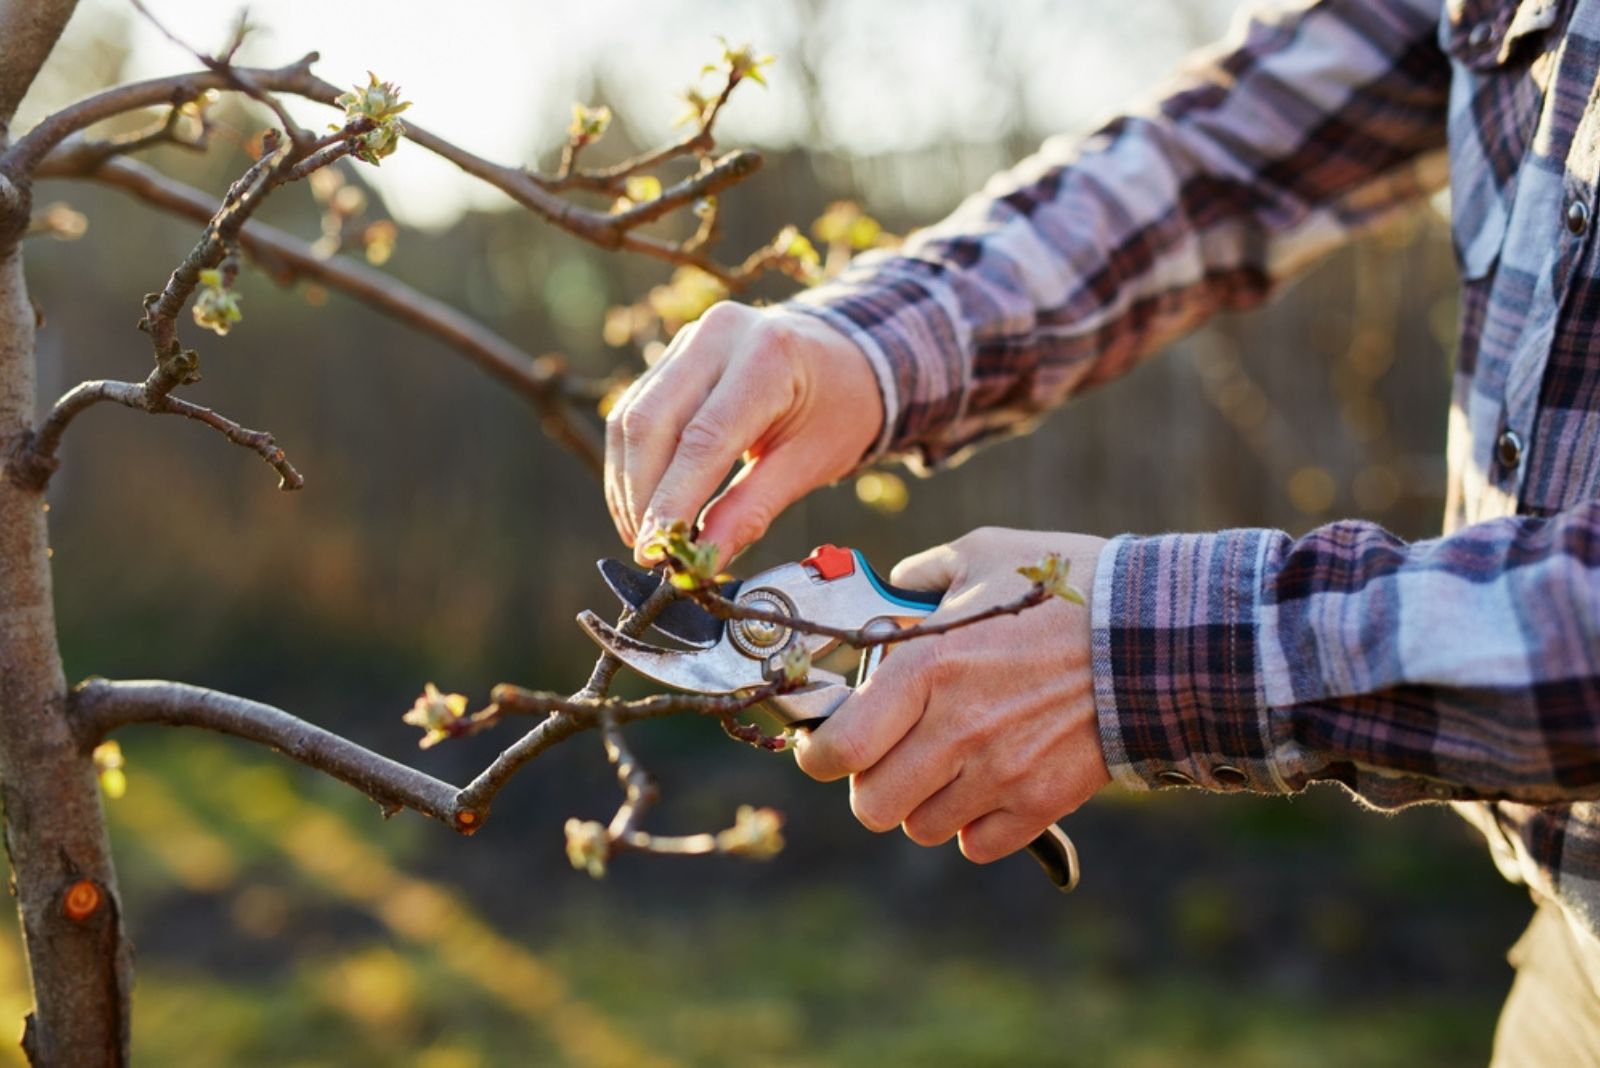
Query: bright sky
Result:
<box><xmin>24</xmin><ymin>0</ymin><xmax>1238</xmax><ymax>229</ymax></box>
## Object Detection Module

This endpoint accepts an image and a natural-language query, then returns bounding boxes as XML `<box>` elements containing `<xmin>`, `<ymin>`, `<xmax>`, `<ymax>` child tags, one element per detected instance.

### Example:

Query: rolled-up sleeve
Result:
<box><xmin>1092</xmin><ymin>501</ymin><xmax>1600</xmax><ymax>809</ymax></box>
<box><xmin>790</xmin><ymin>0</ymin><xmax>1450</xmax><ymax>470</ymax></box>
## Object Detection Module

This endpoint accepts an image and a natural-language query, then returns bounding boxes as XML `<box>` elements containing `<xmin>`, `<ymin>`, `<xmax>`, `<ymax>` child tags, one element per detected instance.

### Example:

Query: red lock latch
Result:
<box><xmin>801</xmin><ymin>543</ymin><xmax>856</xmax><ymax>581</ymax></box>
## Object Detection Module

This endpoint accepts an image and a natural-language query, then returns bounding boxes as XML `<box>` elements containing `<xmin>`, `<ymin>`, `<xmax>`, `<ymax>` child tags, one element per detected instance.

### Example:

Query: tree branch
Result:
<box><xmin>70</xmin><ymin>679</ymin><xmax>474</xmax><ymax>830</ymax></box>
<box><xmin>487</xmin><ymin>679</ymin><xmax>790</xmax><ymax>724</ymax></box>
<box><xmin>457</xmin><ymin>579</ymin><xmax>680</xmax><ymax>811</ymax></box>
<box><xmin>2</xmin><ymin>58</ymin><xmax>777</xmax><ymax>288</ymax></box>
<box><xmin>8</xmin><ymin>378</ymin><xmax>303</xmax><ymax>490</ymax></box>
<box><xmin>0</xmin><ymin>57</ymin><xmax>324</xmax><ymax>178</ymax></box>
<box><xmin>0</xmin><ymin>0</ymin><xmax>80</xmax><ymax>137</ymax></box>
<box><xmin>45</xmin><ymin>155</ymin><xmax>604</xmax><ymax>474</ymax></box>
<box><xmin>41</xmin><ymin>99</ymin><xmax>212</xmax><ymax>178</ymax></box>
<box><xmin>606</xmin><ymin>150</ymin><xmax>761</xmax><ymax>230</ymax></box>
<box><xmin>542</xmin><ymin>74</ymin><xmax>739</xmax><ymax>195</ymax></box>
<box><xmin>126</xmin><ymin>0</ymin><xmax>315</xmax><ymax>153</ymax></box>
<box><xmin>136</xmin><ymin>119</ymin><xmax>371</xmax><ymax>393</ymax></box>
<box><xmin>689</xmin><ymin>583</ymin><xmax>1056</xmax><ymax>646</ymax></box>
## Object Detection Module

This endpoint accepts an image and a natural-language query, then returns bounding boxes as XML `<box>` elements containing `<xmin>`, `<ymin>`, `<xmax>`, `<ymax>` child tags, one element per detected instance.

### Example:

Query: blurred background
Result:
<box><xmin>6</xmin><ymin>0</ymin><xmax>1529</xmax><ymax>1064</ymax></box>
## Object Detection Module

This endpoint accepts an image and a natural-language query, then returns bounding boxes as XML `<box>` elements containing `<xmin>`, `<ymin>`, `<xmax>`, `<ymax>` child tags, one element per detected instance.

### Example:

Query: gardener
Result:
<box><xmin>602</xmin><ymin>0</ymin><xmax>1600</xmax><ymax>1060</ymax></box>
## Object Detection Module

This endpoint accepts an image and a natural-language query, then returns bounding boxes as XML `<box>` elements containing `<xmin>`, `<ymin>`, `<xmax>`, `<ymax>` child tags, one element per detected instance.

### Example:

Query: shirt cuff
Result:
<box><xmin>786</xmin><ymin>255</ymin><xmax>972</xmax><ymax>471</ymax></box>
<box><xmin>1090</xmin><ymin>529</ymin><xmax>1296</xmax><ymax>794</ymax></box>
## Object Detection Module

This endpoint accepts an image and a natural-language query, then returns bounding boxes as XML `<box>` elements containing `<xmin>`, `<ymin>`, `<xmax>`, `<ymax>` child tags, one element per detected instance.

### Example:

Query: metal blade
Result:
<box><xmin>596</xmin><ymin>558</ymin><xmax>739</xmax><ymax>649</ymax></box>
<box><xmin>577</xmin><ymin>610</ymin><xmax>762</xmax><ymax>694</ymax></box>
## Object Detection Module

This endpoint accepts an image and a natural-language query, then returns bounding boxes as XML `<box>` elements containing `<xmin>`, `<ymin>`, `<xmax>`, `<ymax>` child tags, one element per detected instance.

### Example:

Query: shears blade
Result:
<box><xmin>596</xmin><ymin>558</ymin><xmax>738</xmax><ymax>649</ymax></box>
<box><xmin>577</xmin><ymin>609</ymin><xmax>753</xmax><ymax>694</ymax></box>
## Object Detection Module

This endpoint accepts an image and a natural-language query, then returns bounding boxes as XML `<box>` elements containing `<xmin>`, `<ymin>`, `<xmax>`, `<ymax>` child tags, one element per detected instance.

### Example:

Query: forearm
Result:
<box><xmin>793</xmin><ymin>0</ymin><xmax>1449</xmax><ymax>470</ymax></box>
<box><xmin>1093</xmin><ymin>503</ymin><xmax>1600</xmax><ymax>808</ymax></box>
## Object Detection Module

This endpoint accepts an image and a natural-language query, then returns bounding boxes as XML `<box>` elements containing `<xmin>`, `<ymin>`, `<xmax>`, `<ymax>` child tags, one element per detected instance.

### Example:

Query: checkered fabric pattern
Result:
<box><xmin>791</xmin><ymin>0</ymin><xmax>1600</xmax><ymax>937</ymax></box>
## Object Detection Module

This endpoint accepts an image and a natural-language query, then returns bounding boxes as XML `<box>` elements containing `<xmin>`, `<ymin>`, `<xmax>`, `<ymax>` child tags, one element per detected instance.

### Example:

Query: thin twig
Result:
<box><xmin>458</xmin><ymin>580</ymin><xmax>681</xmax><ymax>811</ymax></box>
<box><xmin>605</xmin><ymin>150</ymin><xmax>761</xmax><ymax>229</ymax></box>
<box><xmin>690</xmin><ymin>584</ymin><xmax>1055</xmax><ymax>647</ymax></box>
<box><xmin>9</xmin><ymin>379</ymin><xmax>303</xmax><ymax>490</ymax></box>
<box><xmin>601</xmin><ymin>709</ymin><xmax>659</xmax><ymax>839</ymax></box>
<box><xmin>540</xmin><ymin>71</ymin><xmax>738</xmax><ymax>194</ymax></box>
<box><xmin>47</xmin><ymin>155</ymin><xmax>605</xmax><ymax>474</ymax></box>
<box><xmin>128</xmin><ymin>0</ymin><xmax>314</xmax><ymax>151</ymax></box>
<box><xmin>3</xmin><ymin>59</ymin><xmax>779</xmax><ymax>287</ymax></box>
<box><xmin>488</xmin><ymin>679</ymin><xmax>790</xmax><ymax>723</ymax></box>
<box><xmin>138</xmin><ymin>117</ymin><xmax>371</xmax><ymax>390</ymax></box>
<box><xmin>55</xmin><ymin>100</ymin><xmax>211</xmax><ymax>175</ymax></box>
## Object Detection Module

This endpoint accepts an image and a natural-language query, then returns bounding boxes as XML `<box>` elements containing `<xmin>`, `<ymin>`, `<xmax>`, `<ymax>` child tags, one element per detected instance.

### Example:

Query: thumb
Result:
<box><xmin>889</xmin><ymin>541</ymin><xmax>964</xmax><ymax>592</ymax></box>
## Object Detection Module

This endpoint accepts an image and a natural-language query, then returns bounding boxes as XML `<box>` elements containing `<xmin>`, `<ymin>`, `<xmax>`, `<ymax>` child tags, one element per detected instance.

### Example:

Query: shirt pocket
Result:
<box><xmin>1440</xmin><ymin>0</ymin><xmax>1561</xmax><ymax>278</ymax></box>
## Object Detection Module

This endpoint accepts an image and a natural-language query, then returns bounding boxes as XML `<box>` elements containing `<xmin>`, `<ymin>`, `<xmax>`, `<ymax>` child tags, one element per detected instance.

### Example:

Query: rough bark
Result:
<box><xmin>0</xmin><ymin>0</ymin><xmax>80</xmax><ymax>138</ymax></box>
<box><xmin>0</xmin><ymin>244</ymin><xmax>130</xmax><ymax>1061</ymax></box>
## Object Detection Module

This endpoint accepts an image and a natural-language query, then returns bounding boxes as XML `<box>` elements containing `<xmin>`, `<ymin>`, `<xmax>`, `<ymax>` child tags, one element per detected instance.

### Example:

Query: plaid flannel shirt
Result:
<box><xmin>791</xmin><ymin>0</ymin><xmax>1600</xmax><ymax>939</ymax></box>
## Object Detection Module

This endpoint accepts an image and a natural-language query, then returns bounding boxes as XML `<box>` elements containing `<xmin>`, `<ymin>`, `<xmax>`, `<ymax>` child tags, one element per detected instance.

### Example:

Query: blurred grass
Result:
<box><xmin>0</xmin><ymin>735</ymin><xmax>1509</xmax><ymax>1066</ymax></box>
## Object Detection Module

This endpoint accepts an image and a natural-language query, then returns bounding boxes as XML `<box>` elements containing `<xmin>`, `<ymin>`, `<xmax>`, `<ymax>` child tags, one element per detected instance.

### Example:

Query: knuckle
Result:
<box><xmin>617</xmin><ymin>405</ymin><xmax>656</xmax><ymax>449</ymax></box>
<box><xmin>1013</xmin><ymin>775</ymin><xmax>1056</xmax><ymax>820</ymax></box>
<box><xmin>728</xmin><ymin>503</ymin><xmax>775</xmax><ymax>550</ymax></box>
<box><xmin>901</xmin><ymin>812</ymin><xmax>949</xmax><ymax>848</ymax></box>
<box><xmin>830</xmin><ymin>729</ymin><xmax>871</xmax><ymax>777</ymax></box>
<box><xmin>698</xmin><ymin>300</ymin><xmax>746</xmax><ymax>331</ymax></box>
<box><xmin>961</xmin><ymin>839</ymin><xmax>1004</xmax><ymax>866</ymax></box>
<box><xmin>758</xmin><ymin>313</ymin><xmax>803</xmax><ymax>357</ymax></box>
<box><xmin>850</xmin><ymin>790</ymin><xmax>896</xmax><ymax>835</ymax></box>
<box><xmin>676</xmin><ymin>416</ymin><xmax>726</xmax><ymax>460</ymax></box>
<box><xmin>957</xmin><ymin>525</ymin><xmax>1004</xmax><ymax>551</ymax></box>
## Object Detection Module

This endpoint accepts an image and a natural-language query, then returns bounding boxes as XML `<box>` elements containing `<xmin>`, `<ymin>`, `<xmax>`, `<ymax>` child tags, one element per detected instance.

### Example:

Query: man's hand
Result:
<box><xmin>793</xmin><ymin>527</ymin><xmax>1112</xmax><ymax>864</ymax></box>
<box><xmin>604</xmin><ymin>302</ymin><xmax>884</xmax><ymax>567</ymax></box>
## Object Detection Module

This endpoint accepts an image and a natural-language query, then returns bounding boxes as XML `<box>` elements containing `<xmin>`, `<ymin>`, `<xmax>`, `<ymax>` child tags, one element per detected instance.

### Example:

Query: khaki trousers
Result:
<box><xmin>1491</xmin><ymin>901</ymin><xmax>1600</xmax><ymax>1066</ymax></box>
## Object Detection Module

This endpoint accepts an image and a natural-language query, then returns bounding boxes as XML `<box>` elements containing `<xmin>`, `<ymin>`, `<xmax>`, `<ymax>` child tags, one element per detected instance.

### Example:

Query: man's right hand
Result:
<box><xmin>604</xmin><ymin>301</ymin><xmax>885</xmax><ymax>567</ymax></box>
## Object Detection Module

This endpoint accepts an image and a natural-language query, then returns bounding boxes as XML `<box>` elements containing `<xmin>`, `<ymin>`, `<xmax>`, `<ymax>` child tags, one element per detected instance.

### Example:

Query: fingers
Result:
<box><xmin>603</xmin><ymin>318</ymin><xmax>711</xmax><ymax>546</ymax></box>
<box><xmin>604</xmin><ymin>376</ymin><xmax>647</xmax><ymax>544</ymax></box>
<box><xmin>792</xmin><ymin>646</ymin><xmax>932</xmax><ymax>783</ymax></box>
<box><xmin>889</xmin><ymin>542</ymin><xmax>964</xmax><ymax>592</ymax></box>
<box><xmin>846</xmin><ymin>733</ymin><xmax>960</xmax><ymax>834</ymax></box>
<box><xmin>900</xmin><ymin>772</ymin><xmax>980</xmax><ymax>847</ymax></box>
<box><xmin>636</xmin><ymin>368</ymin><xmax>791</xmax><ymax>565</ymax></box>
<box><xmin>695</xmin><ymin>443</ymin><xmax>819</xmax><ymax>567</ymax></box>
<box><xmin>957</xmin><ymin>810</ymin><xmax>1042</xmax><ymax>865</ymax></box>
<box><xmin>617</xmin><ymin>353</ymin><xmax>721</xmax><ymax>545</ymax></box>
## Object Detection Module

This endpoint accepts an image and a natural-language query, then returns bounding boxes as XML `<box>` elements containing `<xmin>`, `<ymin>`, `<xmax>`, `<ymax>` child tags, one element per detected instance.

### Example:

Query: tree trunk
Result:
<box><xmin>0</xmin><ymin>238</ymin><xmax>131</xmax><ymax>1062</ymax></box>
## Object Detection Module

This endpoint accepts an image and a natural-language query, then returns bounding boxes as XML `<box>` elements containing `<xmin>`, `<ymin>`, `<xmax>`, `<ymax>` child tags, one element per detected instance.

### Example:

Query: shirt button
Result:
<box><xmin>1568</xmin><ymin>200</ymin><xmax>1591</xmax><ymax>236</ymax></box>
<box><xmin>1155</xmin><ymin>770</ymin><xmax>1196</xmax><ymax>787</ymax></box>
<box><xmin>1213</xmin><ymin>765</ymin><xmax>1249</xmax><ymax>786</ymax></box>
<box><xmin>1496</xmin><ymin>428</ymin><xmax>1525</xmax><ymax>469</ymax></box>
<box><xmin>1468</xmin><ymin>23</ymin><xmax>1493</xmax><ymax>49</ymax></box>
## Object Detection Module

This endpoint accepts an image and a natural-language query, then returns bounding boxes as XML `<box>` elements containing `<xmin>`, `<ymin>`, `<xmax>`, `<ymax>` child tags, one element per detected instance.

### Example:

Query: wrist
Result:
<box><xmin>779</xmin><ymin>302</ymin><xmax>893</xmax><ymax>467</ymax></box>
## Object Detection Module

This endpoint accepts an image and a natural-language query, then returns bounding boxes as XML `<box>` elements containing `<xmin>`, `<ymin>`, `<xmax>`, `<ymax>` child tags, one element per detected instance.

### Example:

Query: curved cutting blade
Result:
<box><xmin>596</xmin><ymin>558</ymin><xmax>739</xmax><ymax>649</ymax></box>
<box><xmin>577</xmin><ymin>610</ymin><xmax>762</xmax><ymax>694</ymax></box>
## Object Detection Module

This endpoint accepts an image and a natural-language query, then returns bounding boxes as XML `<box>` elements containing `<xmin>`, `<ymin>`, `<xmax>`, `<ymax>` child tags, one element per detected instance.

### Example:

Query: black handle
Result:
<box><xmin>1025</xmin><ymin>824</ymin><xmax>1080</xmax><ymax>893</ymax></box>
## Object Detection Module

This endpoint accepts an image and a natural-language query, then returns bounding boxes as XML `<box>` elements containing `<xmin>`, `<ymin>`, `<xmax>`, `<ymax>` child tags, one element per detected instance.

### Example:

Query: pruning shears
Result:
<box><xmin>578</xmin><ymin>544</ymin><xmax>1080</xmax><ymax>893</ymax></box>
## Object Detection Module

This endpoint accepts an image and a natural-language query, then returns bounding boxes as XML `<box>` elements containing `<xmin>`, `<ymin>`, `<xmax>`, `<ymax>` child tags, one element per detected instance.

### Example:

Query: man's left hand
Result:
<box><xmin>792</xmin><ymin>527</ymin><xmax>1112</xmax><ymax>864</ymax></box>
